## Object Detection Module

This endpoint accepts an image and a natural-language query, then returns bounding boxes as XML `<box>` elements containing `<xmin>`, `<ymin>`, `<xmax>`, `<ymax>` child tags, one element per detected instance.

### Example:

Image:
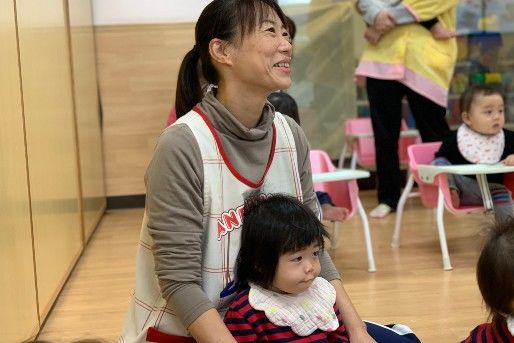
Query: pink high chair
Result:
<box><xmin>392</xmin><ymin>142</ymin><xmax>484</xmax><ymax>270</ymax></box>
<box><xmin>338</xmin><ymin>117</ymin><xmax>420</xmax><ymax>169</ymax></box>
<box><xmin>310</xmin><ymin>149</ymin><xmax>376</xmax><ymax>272</ymax></box>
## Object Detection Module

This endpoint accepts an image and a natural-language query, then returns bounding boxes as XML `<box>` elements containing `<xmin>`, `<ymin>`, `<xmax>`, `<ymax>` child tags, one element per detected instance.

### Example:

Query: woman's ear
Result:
<box><xmin>209</xmin><ymin>38</ymin><xmax>233</xmax><ymax>66</ymax></box>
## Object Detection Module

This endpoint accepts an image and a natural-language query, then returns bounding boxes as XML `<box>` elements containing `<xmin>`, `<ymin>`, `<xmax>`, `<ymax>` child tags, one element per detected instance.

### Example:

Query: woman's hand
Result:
<box><xmin>348</xmin><ymin>328</ymin><xmax>378</xmax><ymax>343</ymax></box>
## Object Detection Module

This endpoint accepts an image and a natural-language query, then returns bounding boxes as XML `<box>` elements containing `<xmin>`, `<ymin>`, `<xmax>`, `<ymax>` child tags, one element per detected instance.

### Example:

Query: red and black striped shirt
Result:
<box><xmin>462</xmin><ymin>321</ymin><xmax>514</xmax><ymax>343</ymax></box>
<box><xmin>224</xmin><ymin>288</ymin><xmax>350</xmax><ymax>342</ymax></box>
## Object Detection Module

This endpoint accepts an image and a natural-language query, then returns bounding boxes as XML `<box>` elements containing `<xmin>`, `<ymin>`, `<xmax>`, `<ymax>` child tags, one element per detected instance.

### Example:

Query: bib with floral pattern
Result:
<box><xmin>457</xmin><ymin>124</ymin><xmax>504</xmax><ymax>164</ymax></box>
<box><xmin>248</xmin><ymin>277</ymin><xmax>339</xmax><ymax>336</ymax></box>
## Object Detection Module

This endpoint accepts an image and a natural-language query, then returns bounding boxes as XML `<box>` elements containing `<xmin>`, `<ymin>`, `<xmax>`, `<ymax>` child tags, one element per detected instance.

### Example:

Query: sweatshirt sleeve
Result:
<box><xmin>402</xmin><ymin>0</ymin><xmax>457</xmax><ymax>22</ymax></box>
<box><xmin>284</xmin><ymin>116</ymin><xmax>341</xmax><ymax>282</ymax></box>
<box><xmin>357</xmin><ymin>0</ymin><xmax>386</xmax><ymax>26</ymax></box>
<box><xmin>145</xmin><ymin>124</ymin><xmax>215</xmax><ymax>328</ymax></box>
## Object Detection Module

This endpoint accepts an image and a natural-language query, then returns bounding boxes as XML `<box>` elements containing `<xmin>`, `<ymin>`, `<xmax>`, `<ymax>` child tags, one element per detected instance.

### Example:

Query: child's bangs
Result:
<box><xmin>281</xmin><ymin>223</ymin><xmax>326</xmax><ymax>254</ymax></box>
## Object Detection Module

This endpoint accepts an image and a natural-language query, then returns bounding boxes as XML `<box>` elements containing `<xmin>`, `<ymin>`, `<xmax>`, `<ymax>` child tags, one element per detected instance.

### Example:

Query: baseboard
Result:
<box><xmin>107</xmin><ymin>194</ymin><xmax>145</xmax><ymax>209</ymax></box>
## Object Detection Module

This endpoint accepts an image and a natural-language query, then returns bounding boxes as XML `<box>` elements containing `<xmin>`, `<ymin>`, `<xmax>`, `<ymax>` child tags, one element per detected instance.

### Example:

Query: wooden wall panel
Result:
<box><xmin>0</xmin><ymin>1</ymin><xmax>40</xmax><ymax>341</ymax></box>
<box><xmin>95</xmin><ymin>23</ymin><xmax>194</xmax><ymax>196</ymax></box>
<box><xmin>68</xmin><ymin>0</ymin><xmax>106</xmax><ymax>240</ymax></box>
<box><xmin>16</xmin><ymin>0</ymin><xmax>82</xmax><ymax>320</ymax></box>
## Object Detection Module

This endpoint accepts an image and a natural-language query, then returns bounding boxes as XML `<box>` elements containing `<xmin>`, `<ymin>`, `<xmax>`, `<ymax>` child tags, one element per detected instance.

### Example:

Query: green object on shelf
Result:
<box><xmin>470</xmin><ymin>72</ymin><xmax>502</xmax><ymax>85</ymax></box>
<box><xmin>470</xmin><ymin>73</ymin><xmax>485</xmax><ymax>84</ymax></box>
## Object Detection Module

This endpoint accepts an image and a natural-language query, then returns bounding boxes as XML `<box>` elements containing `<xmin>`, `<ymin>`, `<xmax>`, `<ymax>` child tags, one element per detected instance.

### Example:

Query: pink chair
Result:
<box><xmin>338</xmin><ymin>117</ymin><xmax>420</xmax><ymax>169</ymax></box>
<box><xmin>310</xmin><ymin>149</ymin><xmax>376</xmax><ymax>272</ymax></box>
<box><xmin>392</xmin><ymin>142</ymin><xmax>484</xmax><ymax>270</ymax></box>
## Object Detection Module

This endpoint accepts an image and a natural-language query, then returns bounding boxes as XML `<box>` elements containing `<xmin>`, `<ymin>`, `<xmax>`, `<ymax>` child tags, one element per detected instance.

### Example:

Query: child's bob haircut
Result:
<box><xmin>459</xmin><ymin>84</ymin><xmax>504</xmax><ymax>114</ymax></box>
<box><xmin>235</xmin><ymin>193</ymin><xmax>329</xmax><ymax>290</ymax></box>
<box><xmin>476</xmin><ymin>217</ymin><xmax>514</xmax><ymax>323</ymax></box>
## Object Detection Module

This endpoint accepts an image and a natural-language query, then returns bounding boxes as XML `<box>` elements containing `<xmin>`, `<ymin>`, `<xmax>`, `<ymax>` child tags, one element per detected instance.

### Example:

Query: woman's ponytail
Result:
<box><xmin>175</xmin><ymin>47</ymin><xmax>202</xmax><ymax>118</ymax></box>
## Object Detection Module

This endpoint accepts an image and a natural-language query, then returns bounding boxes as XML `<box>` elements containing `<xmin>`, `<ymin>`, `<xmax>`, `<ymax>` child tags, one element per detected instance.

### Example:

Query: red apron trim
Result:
<box><xmin>192</xmin><ymin>106</ymin><xmax>276</xmax><ymax>189</ymax></box>
<box><xmin>146</xmin><ymin>327</ymin><xmax>196</xmax><ymax>343</ymax></box>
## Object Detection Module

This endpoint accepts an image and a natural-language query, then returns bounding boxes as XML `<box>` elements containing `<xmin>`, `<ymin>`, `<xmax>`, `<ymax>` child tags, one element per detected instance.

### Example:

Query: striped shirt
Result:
<box><xmin>224</xmin><ymin>288</ymin><xmax>350</xmax><ymax>342</ymax></box>
<box><xmin>462</xmin><ymin>321</ymin><xmax>514</xmax><ymax>343</ymax></box>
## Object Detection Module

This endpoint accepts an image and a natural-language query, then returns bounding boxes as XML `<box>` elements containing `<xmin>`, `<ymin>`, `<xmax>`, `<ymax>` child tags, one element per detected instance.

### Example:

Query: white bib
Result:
<box><xmin>457</xmin><ymin>124</ymin><xmax>504</xmax><ymax>164</ymax></box>
<box><xmin>248</xmin><ymin>277</ymin><xmax>339</xmax><ymax>336</ymax></box>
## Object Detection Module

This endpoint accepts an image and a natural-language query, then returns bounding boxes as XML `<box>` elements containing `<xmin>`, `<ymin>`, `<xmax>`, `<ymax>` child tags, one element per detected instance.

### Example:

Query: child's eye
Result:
<box><xmin>313</xmin><ymin>250</ymin><xmax>320</xmax><ymax>257</ymax></box>
<box><xmin>291</xmin><ymin>256</ymin><xmax>302</xmax><ymax>262</ymax></box>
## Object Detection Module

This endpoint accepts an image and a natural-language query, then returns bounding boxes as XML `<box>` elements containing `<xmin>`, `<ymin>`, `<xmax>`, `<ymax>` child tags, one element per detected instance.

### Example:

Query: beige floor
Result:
<box><xmin>37</xmin><ymin>190</ymin><xmax>491</xmax><ymax>342</ymax></box>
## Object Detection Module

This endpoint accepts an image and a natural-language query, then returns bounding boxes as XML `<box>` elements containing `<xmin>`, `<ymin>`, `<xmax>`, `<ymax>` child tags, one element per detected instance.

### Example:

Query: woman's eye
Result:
<box><xmin>266</xmin><ymin>27</ymin><xmax>276</xmax><ymax>33</ymax></box>
<box><xmin>292</xmin><ymin>256</ymin><xmax>302</xmax><ymax>262</ymax></box>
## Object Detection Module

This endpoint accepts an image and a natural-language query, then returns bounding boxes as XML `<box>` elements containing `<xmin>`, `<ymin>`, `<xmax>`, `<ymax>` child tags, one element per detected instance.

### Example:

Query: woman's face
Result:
<box><xmin>228</xmin><ymin>10</ymin><xmax>292</xmax><ymax>93</ymax></box>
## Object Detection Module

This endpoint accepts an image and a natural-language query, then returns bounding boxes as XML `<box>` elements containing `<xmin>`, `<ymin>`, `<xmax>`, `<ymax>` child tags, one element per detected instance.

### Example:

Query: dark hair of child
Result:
<box><xmin>459</xmin><ymin>84</ymin><xmax>504</xmax><ymax>113</ymax></box>
<box><xmin>476</xmin><ymin>217</ymin><xmax>514</xmax><ymax>325</ymax></box>
<box><xmin>235</xmin><ymin>193</ymin><xmax>329</xmax><ymax>290</ymax></box>
<box><xmin>267</xmin><ymin>91</ymin><xmax>300</xmax><ymax>125</ymax></box>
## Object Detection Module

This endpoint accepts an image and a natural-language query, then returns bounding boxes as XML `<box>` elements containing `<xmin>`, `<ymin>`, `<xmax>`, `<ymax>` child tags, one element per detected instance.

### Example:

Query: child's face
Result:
<box><xmin>462</xmin><ymin>93</ymin><xmax>505</xmax><ymax>135</ymax></box>
<box><xmin>270</xmin><ymin>242</ymin><xmax>321</xmax><ymax>295</ymax></box>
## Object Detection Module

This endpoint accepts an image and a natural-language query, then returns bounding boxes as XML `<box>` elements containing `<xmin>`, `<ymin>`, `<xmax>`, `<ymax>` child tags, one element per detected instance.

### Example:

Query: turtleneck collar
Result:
<box><xmin>197</xmin><ymin>92</ymin><xmax>275</xmax><ymax>141</ymax></box>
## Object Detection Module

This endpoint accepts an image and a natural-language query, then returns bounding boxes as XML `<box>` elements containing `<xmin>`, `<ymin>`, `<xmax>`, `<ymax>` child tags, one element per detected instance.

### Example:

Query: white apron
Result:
<box><xmin>120</xmin><ymin>108</ymin><xmax>303</xmax><ymax>342</ymax></box>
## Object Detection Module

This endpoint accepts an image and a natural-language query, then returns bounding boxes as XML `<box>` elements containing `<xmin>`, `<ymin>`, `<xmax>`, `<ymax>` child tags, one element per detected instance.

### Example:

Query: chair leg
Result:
<box><xmin>350</xmin><ymin>152</ymin><xmax>357</xmax><ymax>169</ymax></box>
<box><xmin>338</xmin><ymin>143</ymin><xmax>348</xmax><ymax>168</ymax></box>
<box><xmin>391</xmin><ymin>173</ymin><xmax>415</xmax><ymax>247</ymax></box>
<box><xmin>357</xmin><ymin>198</ymin><xmax>376</xmax><ymax>272</ymax></box>
<box><xmin>436</xmin><ymin>188</ymin><xmax>453</xmax><ymax>271</ymax></box>
<box><xmin>331</xmin><ymin>221</ymin><xmax>339</xmax><ymax>248</ymax></box>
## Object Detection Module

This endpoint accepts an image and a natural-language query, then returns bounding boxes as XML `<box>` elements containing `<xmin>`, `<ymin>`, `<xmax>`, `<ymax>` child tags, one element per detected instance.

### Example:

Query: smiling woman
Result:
<box><xmin>118</xmin><ymin>0</ymin><xmax>396</xmax><ymax>342</ymax></box>
<box><xmin>119</xmin><ymin>1</ymin><xmax>336</xmax><ymax>342</ymax></box>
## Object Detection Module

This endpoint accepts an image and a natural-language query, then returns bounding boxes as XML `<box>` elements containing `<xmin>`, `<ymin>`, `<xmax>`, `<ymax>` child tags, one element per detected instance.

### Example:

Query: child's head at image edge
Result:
<box><xmin>267</xmin><ymin>91</ymin><xmax>300</xmax><ymax>125</ymax></box>
<box><xmin>460</xmin><ymin>84</ymin><xmax>505</xmax><ymax>136</ymax></box>
<box><xmin>235</xmin><ymin>194</ymin><xmax>329</xmax><ymax>294</ymax></box>
<box><xmin>477</xmin><ymin>217</ymin><xmax>514</xmax><ymax>324</ymax></box>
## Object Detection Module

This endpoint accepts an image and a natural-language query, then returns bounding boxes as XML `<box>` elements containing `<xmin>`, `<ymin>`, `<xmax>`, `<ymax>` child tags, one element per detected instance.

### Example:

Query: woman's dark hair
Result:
<box><xmin>476</xmin><ymin>217</ymin><xmax>514</xmax><ymax>325</ymax></box>
<box><xmin>235</xmin><ymin>193</ymin><xmax>329</xmax><ymax>290</ymax></box>
<box><xmin>267</xmin><ymin>91</ymin><xmax>300</xmax><ymax>125</ymax></box>
<box><xmin>460</xmin><ymin>84</ymin><xmax>504</xmax><ymax>113</ymax></box>
<box><xmin>175</xmin><ymin>0</ymin><xmax>287</xmax><ymax>118</ymax></box>
<box><xmin>284</xmin><ymin>15</ymin><xmax>296</xmax><ymax>41</ymax></box>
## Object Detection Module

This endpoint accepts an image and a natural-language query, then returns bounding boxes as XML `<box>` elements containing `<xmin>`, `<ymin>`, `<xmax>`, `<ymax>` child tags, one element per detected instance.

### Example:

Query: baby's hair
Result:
<box><xmin>460</xmin><ymin>84</ymin><xmax>504</xmax><ymax>114</ymax></box>
<box><xmin>476</xmin><ymin>217</ymin><xmax>514</xmax><ymax>324</ymax></box>
<box><xmin>267</xmin><ymin>91</ymin><xmax>300</xmax><ymax>125</ymax></box>
<box><xmin>235</xmin><ymin>193</ymin><xmax>329</xmax><ymax>290</ymax></box>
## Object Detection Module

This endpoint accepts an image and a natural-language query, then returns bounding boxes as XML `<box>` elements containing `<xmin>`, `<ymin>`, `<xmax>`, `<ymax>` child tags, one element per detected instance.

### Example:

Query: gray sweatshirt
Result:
<box><xmin>357</xmin><ymin>0</ymin><xmax>416</xmax><ymax>26</ymax></box>
<box><xmin>144</xmin><ymin>92</ymin><xmax>341</xmax><ymax>328</ymax></box>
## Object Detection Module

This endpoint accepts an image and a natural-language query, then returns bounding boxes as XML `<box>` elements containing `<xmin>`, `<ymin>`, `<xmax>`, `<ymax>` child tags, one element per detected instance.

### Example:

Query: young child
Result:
<box><xmin>433</xmin><ymin>85</ymin><xmax>514</xmax><ymax>224</ymax></box>
<box><xmin>224</xmin><ymin>194</ymin><xmax>350</xmax><ymax>341</ymax></box>
<box><xmin>356</xmin><ymin>0</ymin><xmax>456</xmax><ymax>44</ymax></box>
<box><xmin>267</xmin><ymin>91</ymin><xmax>350</xmax><ymax>223</ymax></box>
<box><xmin>462</xmin><ymin>218</ymin><xmax>514</xmax><ymax>342</ymax></box>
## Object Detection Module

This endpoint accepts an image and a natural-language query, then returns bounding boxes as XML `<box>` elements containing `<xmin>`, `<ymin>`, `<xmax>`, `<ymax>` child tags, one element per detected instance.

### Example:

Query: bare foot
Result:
<box><xmin>430</xmin><ymin>22</ymin><xmax>457</xmax><ymax>40</ymax></box>
<box><xmin>364</xmin><ymin>27</ymin><xmax>382</xmax><ymax>45</ymax></box>
<box><xmin>450</xmin><ymin>188</ymin><xmax>460</xmax><ymax>208</ymax></box>
<box><xmin>321</xmin><ymin>204</ymin><xmax>350</xmax><ymax>222</ymax></box>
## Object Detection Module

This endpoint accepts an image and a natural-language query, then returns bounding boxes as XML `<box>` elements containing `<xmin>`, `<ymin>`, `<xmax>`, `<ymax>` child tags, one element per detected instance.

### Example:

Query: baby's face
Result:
<box><xmin>270</xmin><ymin>242</ymin><xmax>321</xmax><ymax>295</ymax></box>
<box><xmin>463</xmin><ymin>93</ymin><xmax>505</xmax><ymax>136</ymax></box>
